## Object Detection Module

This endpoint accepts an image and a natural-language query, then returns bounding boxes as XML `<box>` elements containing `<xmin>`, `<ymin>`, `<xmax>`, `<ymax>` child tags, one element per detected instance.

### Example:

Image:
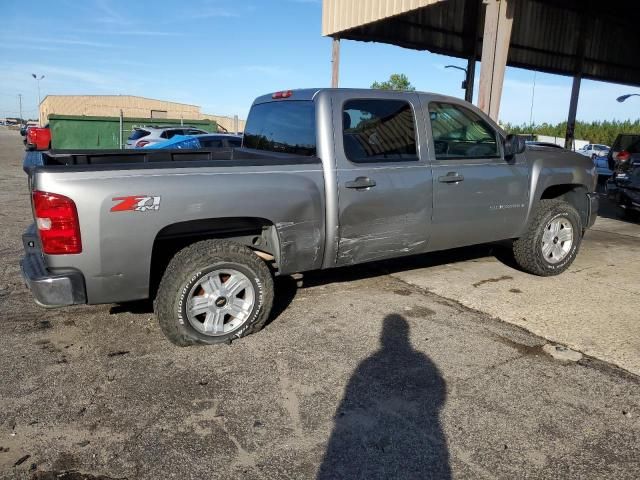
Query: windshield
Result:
<box><xmin>128</xmin><ymin>129</ymin><xmax>149</xmax><ymax>141</ymax></box>
<box><xmin>243</xmin><ymin>101</ymin><xmax>316</xmax><ymax>156</ymax></box>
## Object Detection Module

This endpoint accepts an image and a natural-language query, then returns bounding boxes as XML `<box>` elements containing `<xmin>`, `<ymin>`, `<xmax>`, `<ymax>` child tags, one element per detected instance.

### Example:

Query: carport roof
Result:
<box><xmin>322</xmin><ymin>0</ymin><xmax>640</xmax><ymax>87</ymax></box>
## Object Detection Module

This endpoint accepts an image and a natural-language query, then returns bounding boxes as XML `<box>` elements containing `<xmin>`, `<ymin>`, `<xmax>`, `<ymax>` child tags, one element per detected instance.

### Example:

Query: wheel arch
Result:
<box><xmin>539</xmin><ymin>184</ymin><xmax>589</xmax><ymax>227</ymax></box>
<box><xmin>149</xmin><ymin>217</ymin><xmax>281</xmax><ymax>300</ymax></box>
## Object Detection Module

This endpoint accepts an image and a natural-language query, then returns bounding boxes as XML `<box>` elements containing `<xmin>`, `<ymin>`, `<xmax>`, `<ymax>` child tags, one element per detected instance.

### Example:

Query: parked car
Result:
<box><xmin>126</xmin><ymin>126</ymin><xmax>209</xmax><ymax>149</ymax></box>
<box><xmin>25</xmin><ymin>124</ymin><xmax>51</xmax><ymax>151</ymax></box>
<box><xmin>606</xmin><ymin>156</ymin><xmax>640</xmax><ymax>216</ymax></box>
<box><xmin>577</xmin><ymin>143</ymin><xmax>612</xmax><ymax>176</ymax></box>
<box><xmin>607</xmin><ymin>134</ymin><xmax>640</xmax><ymax>171</ymax></box>
<box><xmin>195</xmin><ymin>134</ymin><xmax>242</xmax><ymax>148</ymax></box>
<box><xmin>21</xmin><ymin>88</ymin><xmax>598</xmax><ymax>347</ymax></box>
<box><xmin>143</xmin><ymin>133</ymin><xmax>242</xmax><ymax>149</ymax></box>
<box><xmin>577</xmin><ymin>144</ymin><xmax>610</xmax><ymax>159</ymax></box>
<box><xmin>20</xmin><ymin>125</ymin><xmax>29</xmax><ymax>136</ymax></box>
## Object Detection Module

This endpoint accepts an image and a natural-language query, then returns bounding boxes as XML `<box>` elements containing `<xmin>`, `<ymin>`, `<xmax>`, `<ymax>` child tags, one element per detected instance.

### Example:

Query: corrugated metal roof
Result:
<box><xmin>323</xmin><ymin>0</ymin><xmax>640</xmax><ymax>87</ymax></box>
<box><xmin>322</xmin><ymin>0</ymin><xmax>447</xmax><ymax>36</ymax></box>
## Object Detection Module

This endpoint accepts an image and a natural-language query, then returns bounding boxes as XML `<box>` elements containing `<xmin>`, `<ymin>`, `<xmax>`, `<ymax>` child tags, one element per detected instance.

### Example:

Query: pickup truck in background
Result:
<box><xmin>577</xmin><ymin>143</ymin><xmax>612</xmax><ymax>176</ymax></box>
<box><xmin>21</xmin><ymin>88</ymin><xmax>598</xmax><ymax>347</ymax></box>
<box><xmin>25</xmin><ymin>124</ymin><xmax>51</xmax><ymax>151</ymax></box>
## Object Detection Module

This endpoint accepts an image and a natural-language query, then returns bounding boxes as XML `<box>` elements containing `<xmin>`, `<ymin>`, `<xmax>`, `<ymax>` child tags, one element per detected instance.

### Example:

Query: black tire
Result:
<box><xmin>155</xmin><ymin>240</ymin><xmax>274</xmax><ymax>346</ymax></box>
<box><xmin>513</xmin><ymin>200</ymin><xmax>582</xmax><ymax>276</ymax></box>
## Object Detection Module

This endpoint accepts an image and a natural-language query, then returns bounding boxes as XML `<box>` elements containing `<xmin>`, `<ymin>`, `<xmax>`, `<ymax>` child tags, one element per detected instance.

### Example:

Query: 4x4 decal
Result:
<box><xmin>111</xmin><ymin>196</ymin><xmax>161</xmax><ymax>212</ymax></box>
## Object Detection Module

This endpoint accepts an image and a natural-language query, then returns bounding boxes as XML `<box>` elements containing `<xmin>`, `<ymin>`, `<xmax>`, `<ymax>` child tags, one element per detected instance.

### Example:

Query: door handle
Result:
<box><xmin>438</xmin><ymin>172</ymin><xmax>464</xmax><ymax>183</ymax></box>
<box><xmin>345</xmin><ymin>176</ymin><xmax>377</xmax><ymax>189</ymax></box>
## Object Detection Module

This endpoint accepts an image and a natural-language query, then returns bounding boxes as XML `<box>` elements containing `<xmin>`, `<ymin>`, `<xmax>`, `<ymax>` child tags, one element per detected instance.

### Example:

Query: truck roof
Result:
<box><xmin>252</xmin><ymin>88</ymin><xmax>466</xmax><ymax>105</ymax></box>
<box><xmin>251</xmin><ymin>88</ymin><xmax>505</xmax><ymax>136</ymax></box>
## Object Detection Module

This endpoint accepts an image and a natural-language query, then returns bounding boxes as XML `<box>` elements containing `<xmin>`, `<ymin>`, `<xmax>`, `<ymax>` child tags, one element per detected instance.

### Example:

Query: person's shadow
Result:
<box><xmin>317</xmin><ymin>314</ymin><xmax>450</xmax><ymax>480</ymax></box>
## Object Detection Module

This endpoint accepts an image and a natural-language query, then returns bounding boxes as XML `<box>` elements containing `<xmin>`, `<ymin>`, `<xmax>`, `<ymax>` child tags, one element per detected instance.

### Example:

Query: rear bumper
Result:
<box><xmin>20</xmin><ymin>227</ymin><xmax>86</xmax><ymax>307</ymax></box>
<box><xmin>586</xmin><ymin>192</ymin><xmax>598</xmax><ymax>228</ymax></box>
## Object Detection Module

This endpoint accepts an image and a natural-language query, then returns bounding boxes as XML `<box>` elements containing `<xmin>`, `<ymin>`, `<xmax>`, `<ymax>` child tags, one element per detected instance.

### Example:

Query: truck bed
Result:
<box><xmin>23</xmin><ymin>148</ymin><xmax>319</xmax><ymax>173</ymax></box>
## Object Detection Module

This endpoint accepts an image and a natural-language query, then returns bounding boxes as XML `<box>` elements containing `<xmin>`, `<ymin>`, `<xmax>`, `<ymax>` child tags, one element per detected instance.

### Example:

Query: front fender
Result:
<box><xmin>520</xmin><ymin>148</ymin><xmax>596</xmax><ymax>234</ymax></box>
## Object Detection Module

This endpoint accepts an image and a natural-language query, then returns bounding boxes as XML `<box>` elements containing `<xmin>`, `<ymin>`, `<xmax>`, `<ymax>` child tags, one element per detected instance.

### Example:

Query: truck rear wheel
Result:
<box><xmin>155</xmin><ymin>240</ymin><xmax>274</xmax><ymax>346</ymax></box>
<box><xmin>513</xmin><ymin>199</ymin><xmax>582</xmax><ymax>276</ymax></box>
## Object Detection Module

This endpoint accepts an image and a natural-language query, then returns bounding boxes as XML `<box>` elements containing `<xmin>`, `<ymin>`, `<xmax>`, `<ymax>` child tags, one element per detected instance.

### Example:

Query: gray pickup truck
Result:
<box><xmin>21</xmin><ymin>88</ymin><xmax>598</xmax><ymax>346</ymax></box>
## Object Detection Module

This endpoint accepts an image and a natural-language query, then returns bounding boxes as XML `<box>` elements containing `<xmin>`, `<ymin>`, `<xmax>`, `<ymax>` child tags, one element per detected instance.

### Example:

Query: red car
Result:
<box><xmin>25</xmin><ymin>124</ymin><xmax>51</xmax><ymax>151</ymax></box>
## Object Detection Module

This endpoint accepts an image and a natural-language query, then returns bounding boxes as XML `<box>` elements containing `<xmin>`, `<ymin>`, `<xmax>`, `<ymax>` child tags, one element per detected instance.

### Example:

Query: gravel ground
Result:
<box><xmin>0</xmin><ymin>127</ymin><xmax>638</xmax><ymax>479</ymax></box>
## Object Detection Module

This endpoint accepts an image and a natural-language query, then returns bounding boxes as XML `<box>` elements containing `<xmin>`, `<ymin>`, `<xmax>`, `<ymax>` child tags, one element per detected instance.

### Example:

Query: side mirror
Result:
<box><xmin>504</xmin><ymin>134</ymin><xmax>526</xmax><ymax>158</ymax></box>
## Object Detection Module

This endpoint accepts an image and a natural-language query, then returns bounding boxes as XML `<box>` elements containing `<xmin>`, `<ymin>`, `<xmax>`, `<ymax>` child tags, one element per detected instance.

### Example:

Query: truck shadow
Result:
<box><xmin>316</xmin><ymin>314</ymin><xmax>450</xmax><ymax>480</ymax></box>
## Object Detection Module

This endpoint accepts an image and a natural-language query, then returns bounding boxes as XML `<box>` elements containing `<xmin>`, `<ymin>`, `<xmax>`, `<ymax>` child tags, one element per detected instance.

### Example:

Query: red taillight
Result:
<box><xmin>136</xmin><ymin>140</ymin><xmax>150</xmax><ymax>148</ymax></box>
<box><xmin>272</xmin><ymin>90</ymin><xmax>293</xmax><ymax>99</ymax></box>
<box><xmin>616</xmin><ymin>150</ymin><xmax>631</xmax><ymax>162</ymax></box>
<box><xmin>32</xmin><ymin>191</ymin><xmax>82</xmax><ymax>254</ymax></box>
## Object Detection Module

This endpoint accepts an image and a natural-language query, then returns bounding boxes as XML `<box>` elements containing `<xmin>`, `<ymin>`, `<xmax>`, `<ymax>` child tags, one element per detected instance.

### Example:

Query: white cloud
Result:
<box><xmin>15</xmin><ymin>36</ymin><xmax>117</xmax><ymax>49</ymax></box>
<box><xmin>92</xmin><ymin>0</ymin><xmax>132</xmax><ymax>26</ymax></box>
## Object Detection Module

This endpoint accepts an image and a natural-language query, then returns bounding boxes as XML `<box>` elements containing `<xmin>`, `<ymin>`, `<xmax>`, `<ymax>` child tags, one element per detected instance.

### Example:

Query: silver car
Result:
<box><xmin>577</xmin><ymin>143</ymin><xmax>610</xmax><ymax>160</ymax></box>
<box><xmin>126</xmin><ymin>126</ymin><xmax>209</xmax><ymax>149</ymax></box>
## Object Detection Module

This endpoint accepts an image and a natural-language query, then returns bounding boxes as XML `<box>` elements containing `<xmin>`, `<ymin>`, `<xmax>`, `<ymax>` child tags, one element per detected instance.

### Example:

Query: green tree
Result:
<box><xmin>371</xmin><ymin>73</ymin><xmax>416</xmax><ymax>92</ymax></box>
<box><xmin>503</xmin><ymin>119</ymin><xmax>640</xmax><ymax>146</ymax></box>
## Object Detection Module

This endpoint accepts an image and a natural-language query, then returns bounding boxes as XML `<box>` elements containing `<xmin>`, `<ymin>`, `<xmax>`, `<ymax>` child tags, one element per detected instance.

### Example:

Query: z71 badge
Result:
<box><xmin>111</xmin><ymin>196</ymin><xmax>161</xmax><ymax>212</ymax></box>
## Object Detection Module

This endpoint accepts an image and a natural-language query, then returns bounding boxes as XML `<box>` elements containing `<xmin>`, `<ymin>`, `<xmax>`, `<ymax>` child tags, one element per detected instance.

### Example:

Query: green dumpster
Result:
<box><xmin>49</xmin><ymin>115</ymin><xmax>218</xmax><ymax>149</ymax></box>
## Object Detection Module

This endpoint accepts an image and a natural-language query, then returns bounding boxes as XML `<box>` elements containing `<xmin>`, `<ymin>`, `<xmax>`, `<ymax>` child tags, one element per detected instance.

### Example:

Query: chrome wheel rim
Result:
<box><xmin>186</xmin><ymin>269</ymin><xmax>255</xmax><ymax>336</ymax></box>
<box><xmin>541</xmin><ymin>217</ymin><xmax>574</xmax><ymax>264</ymax></box>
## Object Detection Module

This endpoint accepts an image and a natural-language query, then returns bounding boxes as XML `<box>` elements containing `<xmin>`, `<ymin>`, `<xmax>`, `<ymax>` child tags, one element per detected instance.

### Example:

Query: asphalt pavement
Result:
<box><xmin>0</xmin><ymin>127</ymin><xmax>638</xmax><ymax>480</ymax></box>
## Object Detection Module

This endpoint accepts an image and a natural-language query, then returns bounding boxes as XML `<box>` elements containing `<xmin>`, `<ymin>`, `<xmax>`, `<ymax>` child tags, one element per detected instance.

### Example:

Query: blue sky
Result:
<box><xmin>1</xmin><ymin>0</ymin><xmax>639</xmax><ymax>125</ymax></box>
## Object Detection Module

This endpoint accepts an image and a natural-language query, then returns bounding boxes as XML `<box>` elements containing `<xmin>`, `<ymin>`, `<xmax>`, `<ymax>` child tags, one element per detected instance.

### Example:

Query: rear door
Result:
<box><xmin>333</xmin><ymin>93</ymin><xmax>432</xmax><ymax>266</ymax></box>
<box><xmin>425</xmin><ymin>100</ymin><xmax>529</xmax><ymax>250</ymax></box>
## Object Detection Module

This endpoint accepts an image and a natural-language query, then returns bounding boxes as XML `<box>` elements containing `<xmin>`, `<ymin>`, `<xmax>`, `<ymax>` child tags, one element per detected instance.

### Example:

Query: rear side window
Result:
<box><xmin>613</xmin><ymin>135</ymin><xmax>640</xmax><ymax>153</ymax></box>
<box><xmin>244</xmin><ymin>101</ymin><xmax>316</xmax><ymax>156</ymax></box>
<box><xmin>428</xmin><ymin>102</ymin><xmax>499</xmax><ymax>160</ymax></box>
<box><xmin>342</xmin><ymin>99</ymin><xmax>417</xmax><ymax>163</ymax></box>
<box><xmin>227</xmin><ymin>138</ymin><xmax>242</xmax><ymax>147</ymax></box>
<box><xmin>128</xmin><ymin>129</ymin><xmax>149</xmax><ymax>141</ymax></box>
<box><xmin>162</xmin><ymin>129</ymin><xmax>185</xmax><ymax>139</ymax></box>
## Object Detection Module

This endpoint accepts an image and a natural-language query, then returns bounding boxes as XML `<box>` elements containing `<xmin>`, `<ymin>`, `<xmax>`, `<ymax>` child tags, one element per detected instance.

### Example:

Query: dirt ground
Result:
<box><xmin>1</xmin><ymin>127</ymin><xmax>639</xmax><ymax>479</ymax></box>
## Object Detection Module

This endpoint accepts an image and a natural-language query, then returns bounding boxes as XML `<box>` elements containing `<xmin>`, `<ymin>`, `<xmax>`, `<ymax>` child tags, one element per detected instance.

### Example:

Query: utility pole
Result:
<box><xmin>331</xmin><ymin>37</ymin><xmax>340</xmax><ymax>88</ymax></box>
<box><xmin>18</xmin><ymin>94</ymin><xmax>23</xmax><ymax>124</ymax></box>
<box><xmin>119</xmin><ymin>110</ymin><xmax>124</xmax><ymax>149</ymax></box>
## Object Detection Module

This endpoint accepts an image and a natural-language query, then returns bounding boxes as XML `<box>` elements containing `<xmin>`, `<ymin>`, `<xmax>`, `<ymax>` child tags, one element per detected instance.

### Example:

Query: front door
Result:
<box><xmin>424</xmin><ymin>100</ymin><xmax>529</xmax><ymax>251</ymax></box>
<box><xmin>333</xmin><ymin>93</ymin><xmax>432</xmax><ymax>266</ymax></box>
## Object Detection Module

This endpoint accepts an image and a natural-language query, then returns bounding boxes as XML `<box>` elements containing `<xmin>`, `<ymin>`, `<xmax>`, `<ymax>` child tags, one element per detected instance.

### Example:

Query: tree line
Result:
<box><xmin>370</xmin><ymin>74</ymin><xmax>640</xmax><ymax>146</ymax></box>
<box><xmin>502</xmin><ymin>120</ymin><xmax>640</xmax><ymax>146</ymax></box>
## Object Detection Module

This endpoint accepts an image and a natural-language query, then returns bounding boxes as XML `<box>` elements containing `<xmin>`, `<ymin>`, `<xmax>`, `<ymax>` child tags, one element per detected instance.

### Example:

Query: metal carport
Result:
<box><xmin>322</xmin><ymin>0</ymin><xmax>640</xmax><ymax>148</ymax></box>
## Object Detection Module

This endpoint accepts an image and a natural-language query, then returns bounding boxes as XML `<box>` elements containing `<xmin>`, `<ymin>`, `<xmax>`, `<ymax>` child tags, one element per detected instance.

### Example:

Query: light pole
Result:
<box><xmin>617</xmin><ymin>94</ymin><xmax>640</xmax><ymax>103</ymax></box>
<box><xmin>31</xmin><ymin>74</ymin><xmax>44</xmax><ymax>125</ymax></box>
<box><xmin>445</xmin><ymin>65</ymin><xmax>472</xmax><ymax>102</ymax></box>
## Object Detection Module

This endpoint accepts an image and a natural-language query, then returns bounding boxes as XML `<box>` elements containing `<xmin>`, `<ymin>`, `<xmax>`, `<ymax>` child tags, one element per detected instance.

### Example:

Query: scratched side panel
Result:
<box><xmin>331</xmin><ymin>90</ymin><xmax>433</xmax><ymax>266</ymax></box>
<box><xmin>336</xmin><ymin>171</ymin><xmax>432</xmax><ymax>265</ymax></box>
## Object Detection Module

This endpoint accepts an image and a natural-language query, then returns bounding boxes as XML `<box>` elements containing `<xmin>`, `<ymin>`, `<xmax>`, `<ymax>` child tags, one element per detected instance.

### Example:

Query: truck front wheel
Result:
<box><xmin>155</xmin><ymin>240</ymin><xmax>274</xmax><ymax>346</ymax></box>
<box><xmin>513</xmin><ymin>199</ymin><xmax>583</xmax><ymax>276</ymax></box>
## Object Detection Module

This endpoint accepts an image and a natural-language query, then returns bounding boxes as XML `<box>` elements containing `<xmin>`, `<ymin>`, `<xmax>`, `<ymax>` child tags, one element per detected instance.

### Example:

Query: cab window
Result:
<box><xmin>428</xmin><ymin>102</ymin><xmax>499</xmax><ymax>160</ymax></box>
<box><xmin>342</xmin><ymin>99</ymin><xmax>418</xmax><ymax>163</ymax></box>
